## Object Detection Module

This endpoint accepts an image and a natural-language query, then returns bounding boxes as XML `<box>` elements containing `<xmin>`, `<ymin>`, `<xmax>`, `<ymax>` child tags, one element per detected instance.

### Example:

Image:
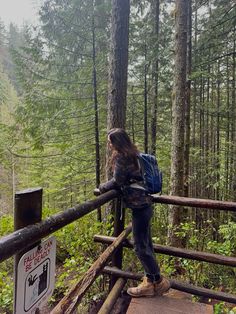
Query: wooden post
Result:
<box><xmin>110</xmin><ymin>197</ymin><xmax>125</xmax><ymax>288</ymax></box>
<box><xmin>98</xmin><ymin>277</ymin><xmax>127</xmax><ymax>314</ymax></box>
<box><xmin>14</xmin><ymin>188</ymin><xmax>43</xmax><ymax>313</ymax></box>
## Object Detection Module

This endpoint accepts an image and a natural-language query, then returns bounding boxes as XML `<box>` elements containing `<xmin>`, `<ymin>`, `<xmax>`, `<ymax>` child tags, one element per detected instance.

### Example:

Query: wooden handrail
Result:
<box><xmin>94</xmin><ymin>235</ymin><xmax>236</xmax><ymax>267</ymax></box>
<box><xmin>102</xmin><ymin>266</ymin><xmax>236</xmax><ymax>304</ymax></box>
<box><xmin>1</xmin><ymin>193</ymin><xmax>236</xmax><ymax>263</ymax></box>
<box><xmin>0</xmin><ymin>189</ymin><xmax>119</xmax><ymax>263</ymax></box>
<box><xmin>152</xmin><ymin>195</ymin><xmax>236</xmax><ymax>211</ymax></box>
<box><xmin>2</xmin><ymin>189</ymin><xmax>236</xmax><ymax>312</ymax></box>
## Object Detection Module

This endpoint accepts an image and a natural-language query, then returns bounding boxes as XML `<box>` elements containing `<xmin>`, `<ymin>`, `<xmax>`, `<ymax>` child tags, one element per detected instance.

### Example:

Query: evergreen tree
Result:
<box><xmin>168</xmin><ymin>0</ymin><xmax>188</xmax><ymax>247</ymax></box>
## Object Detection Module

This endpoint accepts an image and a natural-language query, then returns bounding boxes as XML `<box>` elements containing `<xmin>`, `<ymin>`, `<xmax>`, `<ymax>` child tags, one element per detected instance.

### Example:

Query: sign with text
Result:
<box><xmin>15</xmin><ymin>236</ymin><xmax>56</xmax><ymax>314</ymax></box>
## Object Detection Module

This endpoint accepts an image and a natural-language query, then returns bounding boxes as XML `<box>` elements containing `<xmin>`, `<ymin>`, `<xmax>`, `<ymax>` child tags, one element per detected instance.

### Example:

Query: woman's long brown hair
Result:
<box><xmin>108</xmin><ymin>128</ymin><xmax>139</xmax><ymax>169</ymax></box>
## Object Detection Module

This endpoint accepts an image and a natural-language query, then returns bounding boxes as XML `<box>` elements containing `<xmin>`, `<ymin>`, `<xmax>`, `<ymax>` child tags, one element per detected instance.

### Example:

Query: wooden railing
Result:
<box><xmin>0</xmin><ymin>189</ymin><xmax>119</xmax><ymax>263</ymax></box>
<box><xmin>0</xmin><ymin>188</ymin><xmax>236</xmax><ymax>314</ymax></box>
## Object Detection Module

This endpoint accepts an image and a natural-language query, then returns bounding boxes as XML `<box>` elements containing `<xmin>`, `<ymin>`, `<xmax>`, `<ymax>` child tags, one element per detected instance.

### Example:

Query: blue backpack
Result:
<box><xmin>138</xmin><ymin>153</ymin><xmax>162</xmax><ymax>194</ymax></box>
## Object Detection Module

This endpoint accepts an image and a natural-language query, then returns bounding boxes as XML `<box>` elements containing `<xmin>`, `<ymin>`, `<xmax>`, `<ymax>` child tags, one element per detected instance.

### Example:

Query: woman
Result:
<box><xmin>99</xmin><ymin>128</ymin><xmax>170</xmax><ymax>297</ymax></box>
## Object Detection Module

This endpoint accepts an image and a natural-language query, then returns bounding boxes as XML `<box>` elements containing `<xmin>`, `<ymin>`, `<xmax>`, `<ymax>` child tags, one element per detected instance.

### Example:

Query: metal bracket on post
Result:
<box><xmin>13</xmin><ymin>187</ymin><xmax>43</xmax><ymax>314</ymax></box>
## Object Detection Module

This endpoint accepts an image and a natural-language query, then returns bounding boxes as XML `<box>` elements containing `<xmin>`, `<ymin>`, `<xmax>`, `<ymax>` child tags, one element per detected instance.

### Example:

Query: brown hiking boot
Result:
<box><xmin>154</xmin><ymin>277</ymin><xmax>171</xmax><ymax>295</ymax></box>
<box><xmin>127</xmin><ymin>277</ymin><xmax>155</xmax><ymax>297</ymax></box>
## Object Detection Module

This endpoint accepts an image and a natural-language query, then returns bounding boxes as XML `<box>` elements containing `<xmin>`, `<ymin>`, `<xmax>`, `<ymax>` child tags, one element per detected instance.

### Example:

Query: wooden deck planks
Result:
<box><xmin>126</xmin><ymin>290</ymin><xmax>213</xmax><ymax>314</ymax></box>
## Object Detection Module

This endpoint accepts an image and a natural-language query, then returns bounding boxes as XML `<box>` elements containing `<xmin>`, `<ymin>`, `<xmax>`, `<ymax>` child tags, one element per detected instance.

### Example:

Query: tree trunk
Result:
<box><xmin>205</xmin><ymin>51</ymin><xmax>210</xmax><ymax>200</ymax></box>
<box><xmin>184</xmin><ymin>0</ymin><xmax>191</xmax><ymax>198</ymax></box>
<box><xmin>105</xmin><ymin>0</ymin><xmax>130</xmax><ymax>278</ymax></box>
<box><xmin>225</xmin><ymin>55</ymin><xmax>230</xmax><ymax>198</ymax></box>
<box><xmin>92</xmin><ymin>7</ymin><xmax>101</xmax><ymax>222</ymax></box>
<box><xmin>168</xmin><ymin>0</ymin><xmax>188</xmax><ymax>247</ymax></box>
<box><xmin>105</xmin><ymin>0</ymin><xmax>130</xmax><ymax>207</ymax></box>
<box><xmin>190</xmin><ymin>0</ymin><xmax>197</xmax><ymax>199</ymax></box>
<box><xmin>151</xmin><ymin>0</ymin><xmax>160</xmax><ymax>156</ymax></box>
<box><xmin>144</xmin><ymin>43</ymin><xmax>148</xmax><ymax>153</ymax></box>
<box><xmin>231</xmin><ymin>27</ymin><xmax>236</xmax><ymax>215</ymax></box>
<box><xmin>212</xmin><ymin>61</ymin><xmax>221</xmax><ymax>240</ymax></box>
<box><xmin>107</xmin><ymin>0</ymin><xmax>130</xmax><ymax>130</ymax></box>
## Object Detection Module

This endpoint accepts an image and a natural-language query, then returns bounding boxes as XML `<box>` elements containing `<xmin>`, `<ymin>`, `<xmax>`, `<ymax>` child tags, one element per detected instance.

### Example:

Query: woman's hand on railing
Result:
<box><xmin>94</xmin><ymin>188</ymin><xmax>101</xmax><ymax>196</ymax></box>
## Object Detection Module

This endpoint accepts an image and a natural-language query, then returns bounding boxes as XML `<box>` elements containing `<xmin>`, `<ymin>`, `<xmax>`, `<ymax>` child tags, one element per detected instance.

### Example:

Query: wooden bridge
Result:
<box><xmin>127</xmin><ymin>291</ymin><xmax>214</xmax><ymax>314</ymax></box>
<box><xmin>0</xmin><ymin>187</ymin><xmax>236</xmax><ymax>313</ymax></box>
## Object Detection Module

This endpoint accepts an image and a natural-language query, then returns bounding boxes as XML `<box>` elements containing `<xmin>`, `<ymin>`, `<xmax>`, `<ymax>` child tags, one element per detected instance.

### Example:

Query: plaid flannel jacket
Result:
<box><xmin>99</xmin><ymin>154</ymin><xmax>152</xmax><ymax>209</ymax></box>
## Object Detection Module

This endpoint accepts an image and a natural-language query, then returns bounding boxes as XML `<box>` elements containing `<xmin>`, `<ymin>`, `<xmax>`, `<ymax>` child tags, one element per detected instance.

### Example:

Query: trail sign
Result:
<box><xmin>15</xmin><ymin>236</ymin><xmax>56</xmax><ymax>314</ymax></box>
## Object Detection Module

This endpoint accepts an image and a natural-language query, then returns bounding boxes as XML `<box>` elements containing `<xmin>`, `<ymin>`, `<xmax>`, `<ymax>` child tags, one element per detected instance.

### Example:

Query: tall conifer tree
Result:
<box><xmin>168</xmin><ymin>0</ymin><xmax>188</xmax><ymax>247</ymax></box>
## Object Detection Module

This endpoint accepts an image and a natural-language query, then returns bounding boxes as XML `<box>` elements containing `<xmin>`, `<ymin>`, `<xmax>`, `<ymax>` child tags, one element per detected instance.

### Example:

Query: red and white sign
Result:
<box><xmin>15</xmin><ymin>236</ymin><xmax>56</xmax><ymax>314</ymax></box>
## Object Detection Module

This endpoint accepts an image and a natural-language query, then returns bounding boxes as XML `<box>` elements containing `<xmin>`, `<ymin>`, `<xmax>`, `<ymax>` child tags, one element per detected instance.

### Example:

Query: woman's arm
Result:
<box><xmin>99</xmin><ymin>156</ymin><xmax>128</xmax><ymax>193</ymax></box>
<box><xmin>99</xmin><ymin>178</ymin><xmax>118</xmax><ymax>193</ymax></box>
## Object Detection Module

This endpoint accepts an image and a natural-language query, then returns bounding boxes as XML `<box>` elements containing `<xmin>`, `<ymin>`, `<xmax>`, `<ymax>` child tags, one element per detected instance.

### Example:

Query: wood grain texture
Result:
<box><xmin>127</xmin><ymin>292</ymin><xmax>213</xmax><ymax>314</ymax></box>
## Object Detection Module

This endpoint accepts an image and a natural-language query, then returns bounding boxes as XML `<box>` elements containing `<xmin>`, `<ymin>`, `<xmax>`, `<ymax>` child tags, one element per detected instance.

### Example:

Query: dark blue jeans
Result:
<box><xmin>131</xmin><ymin>205</ymin><xmax>161</xmax><ymax>282</ymax></box>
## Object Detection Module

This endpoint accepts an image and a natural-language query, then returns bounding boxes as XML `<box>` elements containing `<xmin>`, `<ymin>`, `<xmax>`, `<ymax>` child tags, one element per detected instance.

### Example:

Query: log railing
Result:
<box><xmin>94</xmin><ymin>235</ymin><xmax>236</xmax><ymax>267</ymax></box>
<box><xmin>51</xmin><ymin>224</ymin><xmax>132</xmax><ymax>314</ymax></box>
<box><xmin>0</xmin><ymin>189</ymin><xmax>119</xmax><ymax>263</ymax></box>
<box><xmin>152</xmin><ymin>194</ymin><xmax>236</xmax><ymax>211</ymax></box>
<box><xmin>1</xmin><ymin>188</ymin><xmax>236</xmax><ymax>314</ymax></box>
<box><xmin>102</xmin><ymin>267</ymin><xmax>236</xmax><ymax>305</ymax></box>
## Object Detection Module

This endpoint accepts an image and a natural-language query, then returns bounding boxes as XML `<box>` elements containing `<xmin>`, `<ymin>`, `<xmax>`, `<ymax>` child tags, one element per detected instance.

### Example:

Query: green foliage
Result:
<box><xmin>50</xmin><ymin>211</ymin><xmax>106</xmax><ymax>299</ymax></box>
<box><xmin>214</xmin><ymin>302</ymin><xmax>236</xmax><ymax>314</ymax></box>
<box><xmin>165</xmin><ymin>220</ymin><xmax>236</xmax><ymax>293</ymax></box>
<box><xmin>0</xmin><ymin>215</ymin><xmax>14</xmax><ymax>312</ymax></box>
<box><xmin>0</xmin><ymin>215</ymin><xmax>13</xmax><ymax>236</ymax></box>
<box><xmin>0</xmin><ymin>269</ymin><xmax>13</xmax><ymax>312</ymax></box>
<box><xmin>207</xmin><ymin>222</ymin><xmax>236</xmax><ymax>256</ymax></box>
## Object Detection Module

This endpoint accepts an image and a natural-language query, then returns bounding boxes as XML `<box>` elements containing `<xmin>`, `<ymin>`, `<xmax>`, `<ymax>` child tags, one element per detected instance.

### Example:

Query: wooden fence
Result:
<box><xmin>0</xmin><ymin>188</ymin><xmax>236</xmax><ymax>314</ymax></box>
